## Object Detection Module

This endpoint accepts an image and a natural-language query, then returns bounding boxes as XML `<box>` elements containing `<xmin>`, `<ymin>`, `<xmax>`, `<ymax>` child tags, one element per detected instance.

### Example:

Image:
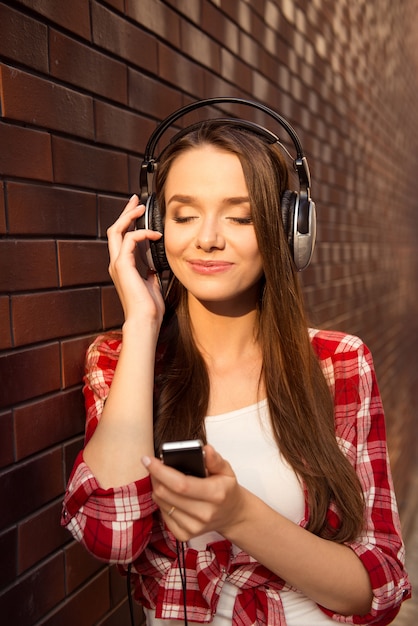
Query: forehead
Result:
<box><xmin>165</xmin><ymin>145</ymin><xmax>246</xmax><ymax>189</ymax></box>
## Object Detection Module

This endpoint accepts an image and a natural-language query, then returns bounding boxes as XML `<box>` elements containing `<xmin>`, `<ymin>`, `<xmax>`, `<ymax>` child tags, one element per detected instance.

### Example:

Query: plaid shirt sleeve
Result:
<box><xmin>61</xmin><ymin>333</ymin><xmax>159</xmax><ymax>564</ymax></box>
<box><xmin>310</xmin><ymin>329</ymin><xmax>411</xmax><ymax>625</ymax></box>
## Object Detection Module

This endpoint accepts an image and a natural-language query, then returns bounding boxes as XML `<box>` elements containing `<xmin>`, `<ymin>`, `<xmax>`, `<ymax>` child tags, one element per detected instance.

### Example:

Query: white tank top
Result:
<box><xmin>146</xmin><ymin>400</ymin><xmax>335</xmax><ymax>625</ymax></box>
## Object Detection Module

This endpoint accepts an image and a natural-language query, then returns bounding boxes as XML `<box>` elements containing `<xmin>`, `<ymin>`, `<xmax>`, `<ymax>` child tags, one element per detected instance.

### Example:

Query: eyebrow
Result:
<box><xmin>166</xmin><ymin>194</ymin><xmax>250</xmax><ymax>207</ymax></box>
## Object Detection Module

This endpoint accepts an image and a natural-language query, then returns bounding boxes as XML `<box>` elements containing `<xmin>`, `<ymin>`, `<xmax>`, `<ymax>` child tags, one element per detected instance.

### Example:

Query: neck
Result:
<box><xmin>187</xmin><ymin>293</ymin><xmax>260</xmax><ymax>365</ymax></box>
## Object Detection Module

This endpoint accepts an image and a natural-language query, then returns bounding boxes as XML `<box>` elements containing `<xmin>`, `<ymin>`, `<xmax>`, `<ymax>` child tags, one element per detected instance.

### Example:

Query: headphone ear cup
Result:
<box><xmin>146</xmin><ymin>194</ymin><xmax>170</xmax><ymax>273</ymax></box>
<box><xmin>280</xmin><ymin>189</ymin><xmax>297</xmax><ymax>250</ymax></box>
<box><xmin>280</xmin><ymin>190</ymin><xmax>316</xmax><ymax>271</ymax></box>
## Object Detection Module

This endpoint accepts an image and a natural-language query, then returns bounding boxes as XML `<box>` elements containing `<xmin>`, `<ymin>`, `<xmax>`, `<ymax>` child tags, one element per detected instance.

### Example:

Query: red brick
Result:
<box><xmin>14</xmin><ymin>388</ymin><xmax>85</xmax><ymax>460</ymax></box>
<box><xmin>11</xmin><ymin>288</ymin><xmax>102</xmax><ymax>347</ymax></box>
<box><xmin>65</xmin><ymin>540</ymin><xmax>104</xmax><ymax>594</ymax></box>
<box><xmin>0</xmin><ymin>410</ymin><xmax>14</xmax><ymax>468</ymax></box>
<box><xmin>0</xmin><ymin>123</ymin><xmax>53</xmax><ymax>181</ymax></box>
<box><xmin>52</xmin><ymin>136</ymin><xmax>129</xmax><ymax>193</ymax></box>
<box><xmin>128</xmin><ymin>69</ymin><xmax>183</xmax><ymax>123</ymax></box>
<box><xmin>0</xmin><ymin>526</ymin><xmax>17</xmax><ymax>588</ymax></box>
<box><xmin>0</xmin><ymin>3</ymin><xmax>48</xmax><ymax>72</ymax></box>
<box><xmin>91</xmin><ymin>2</ymin><xmax>158</xmax><ymax>74</ymax></box>
<box><xmin>18</xmin><ymin>499</ymin><xmax>69</xmax><ymax>573</ymax></box>
<box><xmin>61</xmin><ymin>334</ymin><xmax>96</xmax><ymax>388</ymax></box>
<box><xmin>7</xmin><ymin>182</ymin><xmax>97</xmax><ymax>236</ymax></box>
<box><xmin>16</xmin><ymin>0</ymin><xmax>91</xmax><ymax>40</ymax></box>
<box><xmin>158</xmin><ymin>43</ymin><xmax>205</xmax><ymax>95</ymax></box>
<box><xmin>0</xmin><ymin>552</ymin><xmax>65</xmax><ymax>626</ymax></box>
<box><xmin>102</xmin><ymin>286</ymin><xmax>124</xmax><ymax>329</ymax></box>
<box><xmin>0</xmin><ymin>343</ymin><xmax>61</xmax><ymax>409</ymax></box>
<box><xmin>40</xmin><ymin>569</ymin><xmax>110</xmax><ymax>626</ymax></box>
<box><xmin>0</xmin><ymin>64</ymin><xmax>94</xmax><ymax>138</ymax></box>
<box><xmin>57</xmin><ymin>240</ymin><xmax>109</xmax><ymax>287</ymax></box>
<box><xmin>0</xmin><ymin>448</ymin><xmax>63</xmax><ymax>530</ymax></box>
<box><xmin>49</xmin><ymin>30</ymin><xmax>128</xmax><ymax>105</ymax></box>
<box><xmin>0</xmin><ymin>296</ymin><xmax>12</xmax><ymax>349</ymax></box>
<box><xmin>0</xmin><ymin>240</ymin><xmax>58</xmax><ymax>292</ymax></box>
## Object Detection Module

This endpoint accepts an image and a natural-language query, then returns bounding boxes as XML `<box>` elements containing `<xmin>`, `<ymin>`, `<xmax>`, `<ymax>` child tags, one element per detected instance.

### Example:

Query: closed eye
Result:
<box><xmin>172</xmin><ymin>215</ymin><xmax>198</xmax><ymax>224</ymax></box>
<box><xmin>228</xmin><ymin>216</ymin><xmax>253</xmax><ymax>225</ymax></box>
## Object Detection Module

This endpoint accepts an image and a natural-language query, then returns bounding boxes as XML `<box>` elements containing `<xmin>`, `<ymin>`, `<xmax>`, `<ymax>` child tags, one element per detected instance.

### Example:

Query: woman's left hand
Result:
<box><xmin>142</xmin><ymin>445</ymin><xmax>245</xmax><ymax>541</ymax></box>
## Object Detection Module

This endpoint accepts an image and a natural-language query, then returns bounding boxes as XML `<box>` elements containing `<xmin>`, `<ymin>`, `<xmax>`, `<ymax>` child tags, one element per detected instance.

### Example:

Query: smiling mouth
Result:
<box><xmin>187</xmin><ymin>260</ymin><xmax>233</xmax><ymax>274</ymax></box>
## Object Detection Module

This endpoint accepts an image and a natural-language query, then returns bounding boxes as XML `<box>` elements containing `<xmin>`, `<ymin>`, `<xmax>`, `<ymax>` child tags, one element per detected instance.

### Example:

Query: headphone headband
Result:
<box><xmin>144</xmin><ymin>97</ymin><xmax>305</xmax><ymax>160</ymax></box>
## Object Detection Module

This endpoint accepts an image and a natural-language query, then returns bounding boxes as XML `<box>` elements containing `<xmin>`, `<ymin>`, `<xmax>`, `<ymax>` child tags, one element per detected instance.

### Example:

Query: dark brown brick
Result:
<box><xmin>92</xmin><ymin>2</ymin><xmax>158</xmax><ymax>74</ymax></box>
<box><xmin>11</xmin><ymin>288</ymin><xmax>102</xmax><ymax>346</ymax></box>
<box><xmin>14</xmin><ymin>388</ymin><xmax>85</xmax><ymax>460</ymax></box>
<box><xmin>180</xmin><ymin>20</ymin><xmax>221</xmax><ymax>73</ymax></box>
<box><xmin>0</xmin><ymin>296</ymin><xmax>12</xmax><ymax>350</ymax></box>
<box><xmin>0</xmin><ymin>64</ymin><xmax>94</xmax><ymax>138</ymax></box>
<box><xmin>102</xmin><ymin>0</ymin><xmax>125</xmax><ymax>11</ymax></box>
<box><xmin>57</xmin><ymin>240</ymin><xmax>109</xmax><ymax>287</ymax></box>
<box><xmin>126</xmin><ymin>0</ymin><xmax>181</xmax><ymax>47</ymax></box>
<box><xmin>0</xmin><ymin>552</ymin><xmax>65</xmax><ymax>626</ymax></box>
<box><xmin>16</xmin><ymin>0</ymin><xmax>91</xmax><ymax>40</ymax></box>
<box><xmin>0</xmin><ymin>240</ymin><xmax>58</xmax><ymax>292</ymax></box>
<box><xmin>40</xmin><ymin>568</ymin><xmax>110</xmax><ymax>626</ymax></box>
<box><xmin>18</xmin><ymin>499</ymin><xmax>70</xmax><ymax>573</ymax></box>
<box><xmin>201</xmin><ymin>1</ymin><xmax>239</xmax><ymax>54</ymax></box>
<box><xmin>158</xmin><ymin>43</ymin><xmax>205</xmax><ymax>95</ymax></box>
<box><xmin>63</xmin><ymin>436</ymin><xmax>84</xmax><ymax>484</ymax></box>
<box><xmin>65</xmin><ymin>540</ymin><xmax>104</xmax><ymax>593</ymax></box>
<box><xmin>95</xmin><ymin>100</ymin><xmax>156</xmax><ymax>153</ymax></box>
<box><xmin>61</xmin><ymin>334</ymin><xmax>96</xmax><ymax>389</ymax></box>
<box><xmin>128</xmin><ymin>68</ymin><xmax>183</xmax><ymax>122</ymax></box>
<box><xmin>0</xmin><ymin>3</ymin><xmax>48</xmax><ymax>72</ymax></box>
<box><xmin>0</xmin><ymin>526</ymin><xmax>17</xmax><ymax>588</ymax></box>
<box><xmin>49</xmin><ymin>29</ymin><xmax>128</xmax><ymax>104</ymax></box>
<box><xmin>0</xmin><ymin>343</ymin><xmax>61</xmax><ymax>409</ymax></box>
<box><xmin>52</xmin><ymin>136</ymin><xmax>129</xmax><ymax>193</ymax></box>
<box><xmin>102</xmin><ymin>285</ymin><xmax>124</xmax><ymax>329</ymax></box>
<box><xmin>96</xmin><ymin>597</ymin><xmax>144</xmax><ymax>626</ymax></box>
<box><xmin>0</xmin><ymin>181</ymin><xmax>5</xmax><ymax>234</ymax></box>
<box><xmin>128</xmin><ymin>153</ymin><xmax>143</xmax><ymax>195</ymax></box>
<box><xmin>7</xmin><ymin>182</ymin><xmax>98</xmax><ymax>236</ymax></box>
<box><xmin>0</xmin><ymin>122</ymin><xmax>53</xmax><ymax>181</ymax></box>
<box><xmin>0</xmin><ymin>410</ymin><xmax>14</xmax><ymax>468</ymax></box>
<box><xmin>98</xmin><ymin>194</ymin><xmax>126</xmax><ymax>237</ymax></box>
<box><xmin>0</xmin><ymin>448</ymin><xmax>63</xmax><ymax>530</ymax></box>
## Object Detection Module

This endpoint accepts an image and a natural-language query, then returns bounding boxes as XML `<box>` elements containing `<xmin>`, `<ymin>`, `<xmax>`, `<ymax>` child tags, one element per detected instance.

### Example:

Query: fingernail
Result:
<box><xmin>130</xmin><ymin>194</ymin><xmax>137</xmax><ymax>201</ymax></box>
<box><xmin>141</xmin><ymin>455</ymin><xmax>151</xmax><ymax>468</ymax></box>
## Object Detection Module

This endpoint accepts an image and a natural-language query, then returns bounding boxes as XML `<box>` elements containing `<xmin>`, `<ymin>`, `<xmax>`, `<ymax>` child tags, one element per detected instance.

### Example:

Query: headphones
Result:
<box><xmin>138</xmin><ymin>97</ymin><xmax>316</xmax><ymax>273</ymax></box>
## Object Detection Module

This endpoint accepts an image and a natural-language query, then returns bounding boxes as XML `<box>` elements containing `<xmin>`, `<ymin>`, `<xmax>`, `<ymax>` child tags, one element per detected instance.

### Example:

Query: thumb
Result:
<box><xmin>204</xmin><ymin>444</ymin><xmax>235</xmax><ymax>477</ymax></box>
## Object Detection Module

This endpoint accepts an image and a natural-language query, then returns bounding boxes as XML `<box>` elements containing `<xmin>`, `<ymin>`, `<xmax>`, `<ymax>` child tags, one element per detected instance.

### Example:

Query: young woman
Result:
<box><xmin>62</xmin><ymin>115</ymin><xmax>411</xmax><ymax>625</ymax></box>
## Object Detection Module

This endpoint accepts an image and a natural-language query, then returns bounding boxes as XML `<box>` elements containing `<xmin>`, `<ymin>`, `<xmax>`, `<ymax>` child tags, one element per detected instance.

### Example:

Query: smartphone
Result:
<box><xmin>160</xmin><ymin>439</ymin><xmax>206</xmax><ymax>477</ymax></box>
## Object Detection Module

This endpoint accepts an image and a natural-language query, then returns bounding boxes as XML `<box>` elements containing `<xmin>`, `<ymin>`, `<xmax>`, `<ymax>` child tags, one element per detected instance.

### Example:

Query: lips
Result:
<box><xmin>187</xmin><ymin>260</ymin><xmax>233</xmax><ymax>274</ymax></box>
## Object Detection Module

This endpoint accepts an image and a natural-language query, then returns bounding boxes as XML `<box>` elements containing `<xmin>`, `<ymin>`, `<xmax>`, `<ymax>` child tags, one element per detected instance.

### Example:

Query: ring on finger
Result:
<box><xmin>167</xmin><ymin>506</ymin><xmax>176</xmax><ymax>517</ymax></box>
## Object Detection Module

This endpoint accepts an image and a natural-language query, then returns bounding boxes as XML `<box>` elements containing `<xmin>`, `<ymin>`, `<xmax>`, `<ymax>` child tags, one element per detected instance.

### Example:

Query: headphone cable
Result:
<box><xmin>176</xmin><ymin>540</ymin><xmax>189</xmax><ymax>626</ymax></box>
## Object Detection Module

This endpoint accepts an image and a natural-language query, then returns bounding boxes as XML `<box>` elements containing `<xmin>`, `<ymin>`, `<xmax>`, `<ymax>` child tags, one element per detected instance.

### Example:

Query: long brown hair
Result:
<box><xmin>153</xmin><ymin>121</ymin><xmax>364</xmax><ymax>542</ymax></box>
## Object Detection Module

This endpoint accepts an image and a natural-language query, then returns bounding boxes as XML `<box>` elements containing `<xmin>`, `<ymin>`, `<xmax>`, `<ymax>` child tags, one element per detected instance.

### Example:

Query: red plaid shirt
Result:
<box><xmin>62</xmin><ymin>329</ymin><xmax>411</xmax><ymax>624</ymax></box>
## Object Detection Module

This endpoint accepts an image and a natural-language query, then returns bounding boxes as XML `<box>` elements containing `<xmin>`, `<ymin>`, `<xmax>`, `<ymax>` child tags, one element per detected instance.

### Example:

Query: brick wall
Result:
<box><xmin>1</xmin><ymin>1</ymin><xmax>417</xmax><ymax>624</ymax></box>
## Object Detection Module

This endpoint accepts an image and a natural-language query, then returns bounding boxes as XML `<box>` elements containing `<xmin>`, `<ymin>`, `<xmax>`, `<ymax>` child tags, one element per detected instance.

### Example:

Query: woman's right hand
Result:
<box><xmin>107</xmin><ymin>194</ymin><xmax>166</xmax><ymax>326</ymax></box>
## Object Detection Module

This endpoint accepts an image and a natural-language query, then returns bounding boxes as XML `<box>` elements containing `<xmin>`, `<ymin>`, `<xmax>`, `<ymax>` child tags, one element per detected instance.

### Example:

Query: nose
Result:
<box><xmin>195</xmin><ymin>216</ymin><xmax>225</xmax><ymax>252</ymax></box>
